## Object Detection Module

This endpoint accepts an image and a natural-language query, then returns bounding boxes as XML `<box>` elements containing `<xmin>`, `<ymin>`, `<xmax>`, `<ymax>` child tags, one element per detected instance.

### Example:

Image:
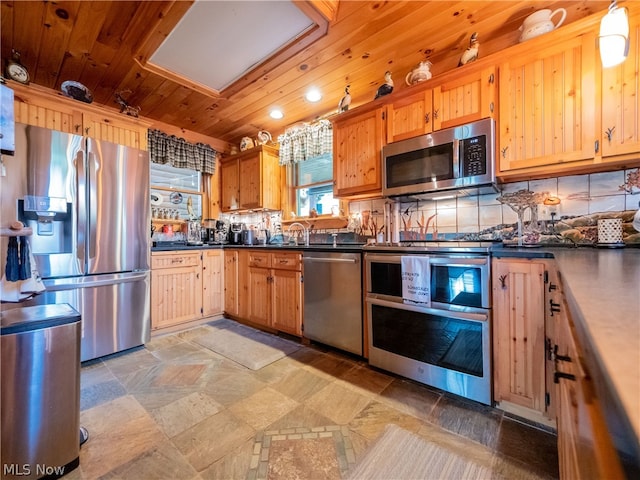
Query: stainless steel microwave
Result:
<box><xmin>382</xmin><ymin>118</ymin><xmax>496</xmax><ymax>198</ymax></box>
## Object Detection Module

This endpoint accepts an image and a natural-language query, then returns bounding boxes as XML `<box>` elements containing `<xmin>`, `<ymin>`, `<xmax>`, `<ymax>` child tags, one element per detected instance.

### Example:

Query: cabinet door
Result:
<box><xmin>249</xmin><ymin>267</ymin><xmax>271</xmax><ymax>327</ymax></box>
<box><xmin>498</xmin><ymin>35</ymin><xmax>596</xmax><ymax>175</ymax></box>
<box><xmin>492</xmin><ymin>258</ymin><xmax>546</xmax><ymax>413</ymax></box>
<box><xmin>333</xmin><ymin>106</ymin><xmax>385</xmax><ymax>197</ymax></box>
<box><xmin>202</xmin><ymin>249</ymin><xmax>223</xmax><ymax>317</ymax></box>
<box><xmin>82</xmin><ymin>112</ymin><xmax>148</xmax><ymax>150</ymax></box>
<box><xmin>271</xmin><ymin>268</ymin><xmax>302</xmax><ymax>336</ymax></box>
<box><xmin>600</xmin><ymin>13</ymin><xmax>640</xmax><ymax>159</ymax></box>
<box><xmin>224</xmin><ymin>250</ymin><xmax>239</xmax><ymax>316</ymax></box>
<box><xmin>433</xmin><ymin>66</ymin><xmax>496</xmax><ymax>131</ymax></box>
<box><xmin>239</xmin><ymin>155</ymin><xmax>261</xmax><ymax>209</ymax></box>
<box><xmin>151</xmin><ymin>252</ymin><xmax>202</xmax><ymax>329</ymax></box>
<box><xmin>220</xmin><ymin>160</ymin><xmax>240</xmax><ymax>212</ymax></box>
<box><xmin>386</xmin><ymin>90</ymin><xmax>433</xmax><ymax>143</ymax></box>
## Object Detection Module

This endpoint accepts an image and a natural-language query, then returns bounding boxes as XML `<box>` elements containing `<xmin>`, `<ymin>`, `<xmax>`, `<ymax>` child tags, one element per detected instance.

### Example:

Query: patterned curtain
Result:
<box><xmin>148</xmin><ymin>129</ymin><xmax>217</xmax><ymax>175</ymax></box>
<box><xmin>278</xmin><ymin>119</ymin><xmax>333</xmax><ymax>166</ymax></box>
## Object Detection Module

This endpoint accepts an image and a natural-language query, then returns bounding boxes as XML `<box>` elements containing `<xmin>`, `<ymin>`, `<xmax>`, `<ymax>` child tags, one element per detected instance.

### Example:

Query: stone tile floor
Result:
<box><xmin>67</xmin><ymin>320</ymin><xmax>559</xmax><ymax>479</ymax></box>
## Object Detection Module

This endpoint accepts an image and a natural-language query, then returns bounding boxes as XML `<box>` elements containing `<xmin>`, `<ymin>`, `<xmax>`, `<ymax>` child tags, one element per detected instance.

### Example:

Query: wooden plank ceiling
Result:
<box><xmin>0</xmin><ymin>1</ymin><xmax>610</xmax><ymax>150</ymax></box>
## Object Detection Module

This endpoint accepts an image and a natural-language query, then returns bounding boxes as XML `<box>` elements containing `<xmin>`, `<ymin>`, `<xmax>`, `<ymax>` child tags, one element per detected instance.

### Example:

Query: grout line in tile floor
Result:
<box><xmin>67</xmin><ymin>321</ymin><xmax>559</xmax><ymax>480</ymax></box>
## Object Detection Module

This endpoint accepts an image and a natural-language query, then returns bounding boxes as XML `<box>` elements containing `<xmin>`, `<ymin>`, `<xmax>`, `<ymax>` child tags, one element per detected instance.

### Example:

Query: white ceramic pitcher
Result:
<box><xmin>519</xmin><ymin>8</ymin><xmax>567</xmax><ymax>43</ymax></box>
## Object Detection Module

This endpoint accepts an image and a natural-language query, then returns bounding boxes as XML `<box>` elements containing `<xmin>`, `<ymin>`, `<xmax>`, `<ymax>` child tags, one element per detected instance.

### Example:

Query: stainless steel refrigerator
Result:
<box><xmin>4</xmin><ymin>123</ymin><xmax>150</xmax><ymax>362</ymax></box>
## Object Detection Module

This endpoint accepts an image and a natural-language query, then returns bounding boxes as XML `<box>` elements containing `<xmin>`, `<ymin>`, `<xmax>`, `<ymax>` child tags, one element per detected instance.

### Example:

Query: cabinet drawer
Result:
<box><xmin>271</xmin><ymin>252</ymin><xmax>301</xmax><ymax>270</ymax></box>
<box><xmin>248</xmin><ymin>251</ymin><xmax>271</xmax><ymax>268</ymax></box>
<box><xmin>151</xmin><ymin>252</ymin><xmax>201</xmax><ymax>269</ymax></box>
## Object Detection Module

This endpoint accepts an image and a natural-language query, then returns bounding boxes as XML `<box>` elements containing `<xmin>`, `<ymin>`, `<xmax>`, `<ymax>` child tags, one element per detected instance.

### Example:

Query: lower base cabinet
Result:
<box><xmin>227</xmin><ymin>249</ymin><xmax>302</xmax><ymax>336</ymax></box>
<box><xmin>151</xmin><ymin>250</ymin><xmax>224</xmax><ymax>330</ymax></box>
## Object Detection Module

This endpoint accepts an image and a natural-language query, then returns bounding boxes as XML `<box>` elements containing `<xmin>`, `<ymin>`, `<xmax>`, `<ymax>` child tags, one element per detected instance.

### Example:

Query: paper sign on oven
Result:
<box><xmin>401</xmin><ymin>256</ymin><xmax>431</xmax><ymax>305</ymax></box>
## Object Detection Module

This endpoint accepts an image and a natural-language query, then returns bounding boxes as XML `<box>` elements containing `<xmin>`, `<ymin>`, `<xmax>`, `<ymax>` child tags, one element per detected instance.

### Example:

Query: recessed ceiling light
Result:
<box><xmin>270</xmin><ymin>109</ymin><xmax>284</xmax><ymax>119</ymax></box>
<box><xmin>305</xmin><ymin>88</ymin><xmax>322</xmax><ymax>102</ymax></box>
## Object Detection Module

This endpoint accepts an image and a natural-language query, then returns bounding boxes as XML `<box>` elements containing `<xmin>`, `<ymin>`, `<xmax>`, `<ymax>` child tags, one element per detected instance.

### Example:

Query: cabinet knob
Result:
<box><xmin>549</xmin><ymin>299</ymin><xmax>561</xmax><ymax>316</ymax></box>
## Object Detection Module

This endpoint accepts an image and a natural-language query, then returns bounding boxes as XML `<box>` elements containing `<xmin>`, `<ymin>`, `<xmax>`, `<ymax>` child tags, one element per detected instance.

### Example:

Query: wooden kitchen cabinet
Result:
<box><xmin>432</xmin><ymin>66</ymin><xmax>496</xmax><ymax>131</ymax></box>
<box><xmin>599</xmin><ymin>11</ymin><xmax>640</xmax><ymax>160</ymax></box>
<box><xmin>223</xmin><ymin>248</ymin><xmax>249</xmax><ymax>319</ymax></box>
<box><xmin>385</xmin><ymin>90</ymin><xmax>433</xmax><ymax>143</ymax></box>
<box><xmin>492</xmin><ymin>258</ymin><xmax>549</xmax><ymax>423</ymax></box>
<box><xmin>247</xmin><ymin>250</ymin><xmax>302</xmax><ymax>336</ymax></box>
<box><xmin>202</xmin><ymin>249</ymin><xmax>224</xmax><ymax>317</ymax></box>
<box><xmin>333</xmin><ymin>104</ymin><xmax>385</xmax><ymax>198</ymax></box>
<box><xmin>11</xmin><ymin>82</ymin><xmax>149</xmax><ymax>149</ymax></box>
<box><xmin>553</xmin><ymin>279</ymin><xmax>625</xmax><ymax>480</ymax></box>
<box><xmin>220</xmin><ymin>145</ymin><xmax>281</xmax><ymax>212</ymax></box>
<box><xmin>151</xmin><ymin>251</ymin><xmax>203</xmax><ymax>330</ymax></box>
<box><xmin>498</xmin><ymin>34</ymin><xmax>596</xmax><ymax>177</ymax></box>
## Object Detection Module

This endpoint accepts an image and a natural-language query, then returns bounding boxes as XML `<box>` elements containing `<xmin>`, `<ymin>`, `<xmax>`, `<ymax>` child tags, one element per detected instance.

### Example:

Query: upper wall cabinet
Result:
<box><xmin>432</xmin><ymin>66</ymin><xmax>497</xmax><ymax>131</ymax></box>
<box><xmin>333</xmin><ymin>104</ymin><xmax>385</xmax><ymax>198</ymax></box>
<box><xmin>385</xmin><ymin>66</ymin><xmax>496</xmax><ymax>144</ymax></box>
<box><xmin>10</xmin><ymin>82</ymin><xmax>150</xmax><ymax>150</ymax></box>
<box><xmin>220</xmin><ymin>144</ymin><xmax>281</xmax><ymax>212</ymax></box>
<box><xmin>599</xmin><ymin>11</ymin><xmax>640</xmax><ymax>160</ymax></box>
<box><xmin>498</xmin><ymin>34</ymin><xmax>596</xmax><ymax>176</ymax></box>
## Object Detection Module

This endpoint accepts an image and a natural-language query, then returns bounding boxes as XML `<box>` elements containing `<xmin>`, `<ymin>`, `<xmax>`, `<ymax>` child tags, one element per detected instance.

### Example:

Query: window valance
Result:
<box><xmin>278</xmin><ymin>119</ymin><xmax>333</xmax><ymax>166</ymax></box>
<box><xmin>148</xmin><ymin>129</ymin><xmax>217</xmax><ymax>175</ymax></box>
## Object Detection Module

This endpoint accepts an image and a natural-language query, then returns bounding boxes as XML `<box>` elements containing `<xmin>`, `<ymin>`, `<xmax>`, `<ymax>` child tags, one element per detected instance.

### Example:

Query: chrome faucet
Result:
<box><xmin>287</xmin><ymin>222</ymin><xmax>309</xmax><ymax>246</ymax></box>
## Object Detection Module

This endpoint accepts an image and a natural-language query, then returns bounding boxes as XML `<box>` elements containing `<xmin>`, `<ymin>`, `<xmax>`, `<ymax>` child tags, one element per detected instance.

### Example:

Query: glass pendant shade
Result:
<box><xmin>599</xmin><ymin>4</ymin><xmax>630</xmax><ymax>68</ymax></box>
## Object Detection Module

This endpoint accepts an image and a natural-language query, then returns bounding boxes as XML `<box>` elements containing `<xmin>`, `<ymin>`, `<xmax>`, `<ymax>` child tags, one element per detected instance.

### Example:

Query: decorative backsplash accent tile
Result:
<box><xmin>348</xmin><ymin>167</ymin><xmax>640</xmax><ymax>245</ymax></box>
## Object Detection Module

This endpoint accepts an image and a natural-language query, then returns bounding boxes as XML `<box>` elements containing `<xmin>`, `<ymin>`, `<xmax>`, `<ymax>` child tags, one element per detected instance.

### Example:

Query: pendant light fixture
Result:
<box><xmin>599</xmin><ymin>0</ymin><xmax>630</xmax><ymax>68</ymax></box>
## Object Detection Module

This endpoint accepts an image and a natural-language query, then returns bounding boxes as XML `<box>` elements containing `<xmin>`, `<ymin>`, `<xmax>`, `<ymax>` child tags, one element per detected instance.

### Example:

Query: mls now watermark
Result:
<box><xmin>3</xmin><ymin>463</ymin><xmax>67</xmax><ymax>476</ymax></box>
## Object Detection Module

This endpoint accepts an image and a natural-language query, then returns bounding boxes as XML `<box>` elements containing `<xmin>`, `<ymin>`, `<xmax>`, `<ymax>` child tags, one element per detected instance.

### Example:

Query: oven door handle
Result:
<box><xmin>429</xmin><ymin>257</ymin><xmax>488</xmax><ymax>266</ymax></box>
<box><xmin>366</xmin><ymin>297</ymin><xmax>489</xmax><ymax>323</ymax></box>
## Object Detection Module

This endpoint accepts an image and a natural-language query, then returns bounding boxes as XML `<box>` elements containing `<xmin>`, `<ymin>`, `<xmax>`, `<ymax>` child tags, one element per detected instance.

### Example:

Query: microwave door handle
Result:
<box><xmin>452</xmin><ymin>139</ymin><xmax>460</xmax><ymax>178</ymax></box>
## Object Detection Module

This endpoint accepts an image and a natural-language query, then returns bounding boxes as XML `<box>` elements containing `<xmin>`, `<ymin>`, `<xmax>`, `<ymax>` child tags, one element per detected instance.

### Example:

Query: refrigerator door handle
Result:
<box><xmin>87</xmin><ymin>149</ymin><xmax>98</xmax><ymax>260</ymax></box>
<box><xmin>42</xmin><ymin>271</ymin><xmax>149</xmax><ymax>291</ymax></box>
<box><xmin>75</xmin><ymin>148</ymin><xmax>87</xmax><ymax>269</ymax></box>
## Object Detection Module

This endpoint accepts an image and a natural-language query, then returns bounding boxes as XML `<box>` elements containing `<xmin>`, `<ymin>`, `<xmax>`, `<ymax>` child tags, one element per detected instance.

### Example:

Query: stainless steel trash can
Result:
<box><xmin>1</xmin><ymin>304</ymin><xmax>81</xmax><ymax>480</ymax></box>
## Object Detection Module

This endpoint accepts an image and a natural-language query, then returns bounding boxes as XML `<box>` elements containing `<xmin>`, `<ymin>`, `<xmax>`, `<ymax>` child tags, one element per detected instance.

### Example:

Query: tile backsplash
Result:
<box><xmin>349</xmin><ymin>167</ymin><xmax>640</xmax><ymax>245</ymax></box>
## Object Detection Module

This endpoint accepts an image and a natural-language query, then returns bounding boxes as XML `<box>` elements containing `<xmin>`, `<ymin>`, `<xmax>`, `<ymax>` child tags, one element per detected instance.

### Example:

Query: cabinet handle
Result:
<box><xmin>488</xmin><ymin>73</ymin><xmax>495</xmax><ymax>84</ymax></box>
<box><xmin>501</xmin><ymin>146</ymin><xmax>508</xmax><ymax>158</ymax></box>
<box><xmin>433</xmin><ymin>109</ymin><xmax>439</xmax><ymax>120</ymax></box>
<box><xmin>279</xmin><ymin>259</ymin><xmax>288</xmax><ymax>264</ymax></box>
<box><xmin>548</xmin><ymin>282</ymin><xmax>557</xmax><ymax>292</ymax></box>
<box><xmin>425</xmin><ymin>112</ymin><xmax>430</xmax><ymax>124</ymax></box>
<box><xmin>595</xmin><ymin>139</ymin><xmax>600</xmax><ymax>153</ymax></box>
<box><xmin>554</xmin><ymin>371</ymin><xmax>576</xmax><ymax>383</ymax></box>
<box><xmin>489</xmin><ymin>102</ymin><xmax>494</xmax><ymax>113</ymax></box>
<box><xmin>605</xmin><ymin>126</ymin><xmax>615</xmax><ymax>143</ymax></box>
<box><xmin>382</xmin><ymin>111</ymin><xmax>385</xmax><ymax>120</ymax></box>
<box><xmin>553</xmin><ymin>344</ymin><xmax>572</xmax><ymax>363</ymax></box>
<box><xmin>85</xmin><ymin>127</ymin><xmax>91</xmax><ymax>135</ymax></box>
<box><xmin>498</xmin><ymin>274</ymin><xmax>507</xmax><ymax>289</ymax></box>
<box><xmin>74</xmin><ymin>124</ymin><xmax>81</xmax><ymax>133</ymax></box>
<box><xmin>549</xmin><ymin>299</ymin><xmax>561</xmax><ymax>316</ymax></box>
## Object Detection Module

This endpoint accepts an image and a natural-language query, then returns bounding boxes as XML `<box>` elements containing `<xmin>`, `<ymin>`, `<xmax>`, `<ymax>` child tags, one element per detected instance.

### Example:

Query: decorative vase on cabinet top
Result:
<box><xmin>518</xmin><ymin>8</ymin><xmax>567</xmax><ymax>42</ymax></box>
<box><xmin>405</xmin><ymin>61</ymin><xmax>432</xmax><ymax>86</ymax></box>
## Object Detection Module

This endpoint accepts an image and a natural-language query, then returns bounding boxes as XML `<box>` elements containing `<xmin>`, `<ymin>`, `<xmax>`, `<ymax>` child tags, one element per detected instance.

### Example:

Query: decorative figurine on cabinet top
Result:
<box><xmin>240</xmin><ymin>136</ymin><xmax>255</xmax><ymax>151</ymax></box>
<box><xmin>405</xmin><ymin>61</ymin><xmax>433</xmax><ymax>85</ymax></box>
<box><xmin>257</xmin><ymin>130</ymin><xmax>272</xmax><ymax>145</ymax></box>
<box><xmin>338</xmin><ymin>84</ymin><xmax>351</xmax><ymax>113</ymax></box>
<box><xmin>374</xmin><ymin>71</ymin><xmax>394</xmax><ymax>99</ymax></box>
<box><xmin>458</xmin><ymin>32</ymin><xmax>480</xmax><ymax>66</ymax></box>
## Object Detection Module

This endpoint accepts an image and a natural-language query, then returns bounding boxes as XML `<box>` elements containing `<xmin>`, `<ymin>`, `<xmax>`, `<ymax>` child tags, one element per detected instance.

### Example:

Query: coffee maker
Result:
<box><xmin>228</xmin><ymin>223</ymin><xmax>243</xmax><ymax>244</ymax></box>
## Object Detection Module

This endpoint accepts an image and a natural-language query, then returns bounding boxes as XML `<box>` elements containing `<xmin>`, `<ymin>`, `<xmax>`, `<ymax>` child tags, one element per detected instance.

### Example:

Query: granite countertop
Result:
<box><xmin>152</xmin><ymin>243</ymin><xmax>365</xmax><ymax>253</ymax></box>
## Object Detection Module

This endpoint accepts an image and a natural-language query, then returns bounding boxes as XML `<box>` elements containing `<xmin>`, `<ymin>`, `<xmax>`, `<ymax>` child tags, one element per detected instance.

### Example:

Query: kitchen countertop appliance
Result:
<box><xmin>1</xmin><ymin>124</ymin><xmax>150</xmax><ymax>362</ymax></box>
<box><xmin>228</xmin><ymin>223</ymin><xmax>243</xmax><ymax>245</ymax></box>
<box><xmin>364</xmin><ymin>241</ymin><xmax>493</xmax><ymax>404</ymax></box>
<box><xmin>186</xmin><ymin>220</ymin><xmax>203</xmax><ymax>246</ymax></box>
<box><xmin>303</xmin><ymin>251</ymin><xmax>363</xmax><ymax>355</ymax></box>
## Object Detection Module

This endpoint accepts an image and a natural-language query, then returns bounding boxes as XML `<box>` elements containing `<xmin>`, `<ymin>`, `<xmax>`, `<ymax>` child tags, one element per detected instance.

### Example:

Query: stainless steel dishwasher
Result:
<box><xmin>303</xmin><ymin>251</ymin><xmax>362</xmax><ymax>355</ymax></box>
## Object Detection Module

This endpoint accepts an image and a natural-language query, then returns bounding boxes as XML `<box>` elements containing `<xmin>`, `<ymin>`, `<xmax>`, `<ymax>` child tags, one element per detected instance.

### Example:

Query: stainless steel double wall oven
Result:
<box><xmin>364</xmin><ymin>243</ymin><xmax>493</xmax><ymax>405</ymax></box>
